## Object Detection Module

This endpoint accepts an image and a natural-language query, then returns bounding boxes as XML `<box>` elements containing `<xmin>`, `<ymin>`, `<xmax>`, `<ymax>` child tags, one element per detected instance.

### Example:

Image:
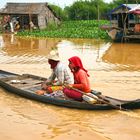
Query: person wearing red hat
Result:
<box><xmin>63</xmin><ymin>56</ymin><xmax>91</xmax><ymax>101</ymax></box>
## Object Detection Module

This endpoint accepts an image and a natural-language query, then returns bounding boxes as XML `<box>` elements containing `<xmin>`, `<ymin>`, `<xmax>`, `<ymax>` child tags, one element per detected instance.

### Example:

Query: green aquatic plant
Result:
<box><xmin>17</xmin><ymin>20</ymin><xmax>110</xmax><ymax>40</ymax></box>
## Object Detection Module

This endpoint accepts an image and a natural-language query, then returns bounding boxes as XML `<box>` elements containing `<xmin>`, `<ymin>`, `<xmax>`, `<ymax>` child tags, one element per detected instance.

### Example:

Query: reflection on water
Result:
<box><xmin>1</xmin><ymin>87</ymin><xmax>140</xmax><ymax>140</ymax></box>
<box><xmin>0</xmin><ymin>34</ymin><xmax>140</xmax><ymax>140</ymax></box>
<box><xmin>102</xmin><ymin>43</ymin><xmax>140</xmax><ymax>71</ymax></box>
<box><xmin>0</xmin><ymin>34</ymin><xmax>140</xmax><ymax>71</ymax></box>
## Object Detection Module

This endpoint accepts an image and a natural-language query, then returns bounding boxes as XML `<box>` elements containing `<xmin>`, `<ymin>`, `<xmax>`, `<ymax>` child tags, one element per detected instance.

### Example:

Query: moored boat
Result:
<box><xmin>0</xmin><ymin>70</ymin><xmax>140</xmax><ymax>110</ymax></box>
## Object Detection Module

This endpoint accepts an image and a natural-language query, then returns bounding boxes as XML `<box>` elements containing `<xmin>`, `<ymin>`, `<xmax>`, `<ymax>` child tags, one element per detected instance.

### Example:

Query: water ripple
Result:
<box><xmin>0</xmin><ymin>54</ymin><xmax>48</xmax><ymax>64</ymax></box>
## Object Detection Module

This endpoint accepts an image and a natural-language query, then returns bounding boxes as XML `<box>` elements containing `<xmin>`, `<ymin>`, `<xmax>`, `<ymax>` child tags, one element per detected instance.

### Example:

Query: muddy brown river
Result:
<box><xmin>0</xmin><ymin>34</ymin><xmax>140</xmax><ymax>140</ymax></box>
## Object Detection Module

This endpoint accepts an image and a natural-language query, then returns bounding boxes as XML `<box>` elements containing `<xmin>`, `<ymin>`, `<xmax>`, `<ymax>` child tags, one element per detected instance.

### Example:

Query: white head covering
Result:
<box><xmin>48</xmin><ymin>50</ymin><xmax>60</xmax><ymax>61</ymax></box>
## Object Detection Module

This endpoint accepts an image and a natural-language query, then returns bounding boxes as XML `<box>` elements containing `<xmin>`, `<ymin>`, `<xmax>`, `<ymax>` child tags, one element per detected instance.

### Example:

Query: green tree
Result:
<box><xmin>48</xmin><ymin>0</ymin><xmax>140</xmax><ymax>21</ymax></box>
<box><xmin>64</xmin><ymin>0</ymin><xmax>108</xmax><ymax>20</ymax></box>
<box><xmin>49</xmin><ymin>4</ymin><xmax>66</xmax><ymax>20</ymax></box>
<box><xmin>111</xmin><ymin>0</ymin><xmax>139</xmax><ymax>6</ymax></box>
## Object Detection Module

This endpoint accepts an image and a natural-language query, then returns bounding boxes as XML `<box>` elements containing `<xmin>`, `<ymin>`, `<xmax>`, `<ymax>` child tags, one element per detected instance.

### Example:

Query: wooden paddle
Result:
<box><xmin>64</xmin><ymin>85</ymin><xmax>127</xmax><ymax>111</ymax></box>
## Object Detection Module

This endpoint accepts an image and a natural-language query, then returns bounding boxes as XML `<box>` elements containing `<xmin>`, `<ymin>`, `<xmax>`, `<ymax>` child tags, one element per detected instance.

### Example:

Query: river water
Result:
<box><xmin>0</xmin><ymin>34</ymin><xmax>140</xmax><ymax>140</ymax></box>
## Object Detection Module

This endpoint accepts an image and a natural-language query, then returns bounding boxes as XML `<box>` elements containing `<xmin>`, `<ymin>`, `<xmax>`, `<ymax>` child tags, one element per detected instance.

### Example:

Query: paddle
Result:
<box><xmin>64</xmin><ymin>85</ymin><xmax>127</xmax><ymax>111</ymax></box>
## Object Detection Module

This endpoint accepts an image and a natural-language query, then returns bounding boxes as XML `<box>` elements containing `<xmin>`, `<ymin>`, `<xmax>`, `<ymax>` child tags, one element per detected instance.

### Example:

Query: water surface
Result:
<box><xmin>0</xmin><ymin>34</ymin><xmax>140</xmax><ymax>140</ymax></box>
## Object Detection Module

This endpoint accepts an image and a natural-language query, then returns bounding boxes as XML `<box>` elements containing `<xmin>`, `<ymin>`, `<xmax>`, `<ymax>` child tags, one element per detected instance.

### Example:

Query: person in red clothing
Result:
<box><xmin>63</xmin><ymin>56</ymin><xmax>91</xmax><ymax>101</ymax></box>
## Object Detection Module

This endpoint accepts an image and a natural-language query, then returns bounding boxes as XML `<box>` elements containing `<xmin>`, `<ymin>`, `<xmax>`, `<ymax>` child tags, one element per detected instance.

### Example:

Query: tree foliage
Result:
<box><xmin>64</xmin><ymin>0</ymin><xmax>108</xmax><ymax>20</ymax></box>
<box><xmin>49</xmin><ymin>4</ymin><xmax>66</xmax><ymax>20</ymax></box>
<box><xmin>49</xmin><ymin>0</ymin><xmax>140</xmax><ymax>21</ymax></box>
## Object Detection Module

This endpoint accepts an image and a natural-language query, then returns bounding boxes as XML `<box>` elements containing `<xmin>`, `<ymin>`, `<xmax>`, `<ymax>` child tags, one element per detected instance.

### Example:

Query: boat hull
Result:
<box><xmin>0</xmin><ymin>70</ymin><xmax>140</xmax><ymax>110</ymax></box>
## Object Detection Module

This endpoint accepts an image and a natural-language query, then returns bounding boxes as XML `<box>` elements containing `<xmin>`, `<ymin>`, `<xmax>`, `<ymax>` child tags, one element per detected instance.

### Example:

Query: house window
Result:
<box><xmin>129</xmin><ymin>14</ymin><xmax>134</xmax><ymax>20</ymax></box>
<box><xmin>111</xmin><ymin>14</ymin><xmax>117</xmax><ymax>20</ymax></box>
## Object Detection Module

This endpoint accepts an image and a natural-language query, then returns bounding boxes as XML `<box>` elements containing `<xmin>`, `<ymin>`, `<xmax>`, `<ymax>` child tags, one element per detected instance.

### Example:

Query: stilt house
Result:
<box><xmin>107</xmin><ymin>4</ymin><xmax>140</xmax><ymax>42</ymax></box>
<box><xmin>0</xmin><ymin>2</ymin><xmax>61</xmax><ymax>30</ymax></box>
<box><xmin>108</xmin><ymin>4</ymin><xmax>139</xmax><ymax>30</ymax></box>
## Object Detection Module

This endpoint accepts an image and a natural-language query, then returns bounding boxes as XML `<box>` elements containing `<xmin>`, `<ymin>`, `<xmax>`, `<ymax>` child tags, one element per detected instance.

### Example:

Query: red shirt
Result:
<box><xmin>72</xmin><ymin>69</ymin><xmax>90</xmax><ymax>93</ymax></box>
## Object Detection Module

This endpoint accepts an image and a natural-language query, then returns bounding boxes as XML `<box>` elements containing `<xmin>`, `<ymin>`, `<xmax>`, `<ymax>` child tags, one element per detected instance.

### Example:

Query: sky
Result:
<box><xmin>0</xmin><ymin>0</ymin><xmax>113</xmax><ymax>9</ymax></box>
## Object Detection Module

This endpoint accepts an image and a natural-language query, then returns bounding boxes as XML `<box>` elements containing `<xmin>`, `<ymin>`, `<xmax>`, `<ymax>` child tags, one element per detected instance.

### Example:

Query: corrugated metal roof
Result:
<box><xmin>124</xmin><ymin>4</ymin><xmax>139</xmax><ymax>9</ymax></box>
<box><xmin>108</xmin><ymin>4</ymin><xmax>140</xmax><ymax>15</ymax></box>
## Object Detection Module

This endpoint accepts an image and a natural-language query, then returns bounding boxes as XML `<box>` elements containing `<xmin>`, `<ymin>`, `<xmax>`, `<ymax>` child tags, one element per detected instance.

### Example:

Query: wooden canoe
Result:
<box><xmin>0</xmin><ymin>70</ymin><xmax>140</xmax><ymax>110</ymax></box>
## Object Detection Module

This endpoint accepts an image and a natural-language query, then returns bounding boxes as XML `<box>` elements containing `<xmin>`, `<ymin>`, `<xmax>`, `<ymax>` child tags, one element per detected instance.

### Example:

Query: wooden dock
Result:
<box><xmin>123</xmin><ymin>34</ymin><xmax>140</xmax><ymax>42</ymax></box>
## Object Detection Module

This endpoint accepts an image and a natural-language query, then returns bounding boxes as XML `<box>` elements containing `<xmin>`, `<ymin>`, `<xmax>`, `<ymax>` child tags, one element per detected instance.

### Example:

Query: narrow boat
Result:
<box><xmin>0</xmin><ymin>69</ymin><xmax>140</xmax><ymax>110</ymax></box>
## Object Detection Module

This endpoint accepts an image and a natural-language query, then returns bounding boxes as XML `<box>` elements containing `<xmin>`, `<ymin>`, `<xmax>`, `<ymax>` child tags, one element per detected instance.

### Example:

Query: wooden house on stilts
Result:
<box><xmin>0</xmin><ymin>3</ymin><xmax>61</xmax><ymax>32</ymax></box>
<box><xmin>106</xmin><ymin>4</ymin><xmax>140</xmax><ymax>42</ymax></box>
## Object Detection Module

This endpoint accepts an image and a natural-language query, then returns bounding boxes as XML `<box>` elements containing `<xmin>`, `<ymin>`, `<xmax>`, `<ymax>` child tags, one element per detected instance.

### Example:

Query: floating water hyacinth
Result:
<box><xmin>17</xmin><ymin>20</ymin><xmax>110</xmax><ymax>40</ymax></box>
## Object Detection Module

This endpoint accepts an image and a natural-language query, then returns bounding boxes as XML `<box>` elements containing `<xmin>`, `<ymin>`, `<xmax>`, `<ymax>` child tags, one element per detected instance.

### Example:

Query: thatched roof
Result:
<box><xmin>0</xmin><ymin>2</ymin><xmax>57</xmax><ymax>16</ymax></box>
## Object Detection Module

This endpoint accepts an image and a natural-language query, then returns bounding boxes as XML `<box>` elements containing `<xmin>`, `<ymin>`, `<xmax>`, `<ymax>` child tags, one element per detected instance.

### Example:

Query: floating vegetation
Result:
<box><xmin>17</xmin><ymin>20</ymin><xmax>110</xmax><ymax>40</ymax></box>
